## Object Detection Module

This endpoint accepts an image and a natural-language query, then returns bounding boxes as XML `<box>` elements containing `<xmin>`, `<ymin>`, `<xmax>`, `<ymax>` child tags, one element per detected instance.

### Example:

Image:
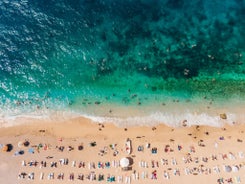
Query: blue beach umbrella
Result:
<box><xmin>28</xmin><ymin>148</ymin><xmax>34</xmax><ymax>154</ymax></box>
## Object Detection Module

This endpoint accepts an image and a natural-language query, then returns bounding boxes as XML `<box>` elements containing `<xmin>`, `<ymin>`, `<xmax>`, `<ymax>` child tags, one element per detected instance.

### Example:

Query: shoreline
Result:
<box><xmin>1</xmin><ymin>117</ymin><xmax>245</xmax><ymax>183</ymax></box>
<box><xmin>1</xmin><ymin>98</ymin><xmax>245</xmax><ymax>128</ymax></box>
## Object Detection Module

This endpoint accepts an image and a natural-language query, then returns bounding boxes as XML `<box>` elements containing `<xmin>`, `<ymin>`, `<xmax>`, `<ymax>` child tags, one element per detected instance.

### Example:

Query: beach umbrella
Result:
<box><xmin>14</xmin><ymin>150</ymin><xmax>24</xmax><ymax>156</ymax></box>
<box><xmin>120</xmin><ymin>157</ymin><xmax>130</xmax><ymax>168</ymax></box>
<box><xmin>78</xmin><ymin>145</ymin><xmax>83</xmax><ymax>151</ymax></box>
<box><xmin>232</xmin><ymin>166</ymin><xmax>239</xmax><ymax>172</ymax></box>
<box><xmin>2</xmin><ymin>144</ymin><xmax>12</xmax><ymax>152</ymax></box>
<box><xmin>23</xmin><ymin>141</ymin><xmax>30</xmax><ymax>147</ymax></box>
<box><xmin>90</xmin><ymin>142</ymin><xmax>96</xmax><ymax>147</ymax></box>
<box><xmin>224</xmin><ymin>165</ymin><xmax>232</xmax><ymax>173</ymax></box>
<box><xmin>28</xmin><ymin>148</ymin><xmax>34</xmax><ymax>154</ymax></box>
<box><xmin>2</xmin><ymin>145</ymin><xmax>8</xmax><ymax>152</ymax></box>
<box><xmin>18</xmin><ymin>141</ymin><xmax>23</xmax><ymax>148</ymax></box>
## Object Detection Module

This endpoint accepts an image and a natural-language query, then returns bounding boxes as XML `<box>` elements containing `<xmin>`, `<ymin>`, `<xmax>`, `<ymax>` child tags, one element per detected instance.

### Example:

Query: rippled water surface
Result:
<box><xmin>1</xmin><ymin>0</ymin><xmax>245</xmax><ymax>126</ymax></box>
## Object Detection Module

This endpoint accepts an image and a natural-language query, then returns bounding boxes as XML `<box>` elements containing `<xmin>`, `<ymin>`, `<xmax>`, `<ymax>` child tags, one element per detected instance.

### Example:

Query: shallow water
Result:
<box><xmin>1</xmin><ymin>0</ymin><xmax>245</xmax><ymax>126</ymax></box>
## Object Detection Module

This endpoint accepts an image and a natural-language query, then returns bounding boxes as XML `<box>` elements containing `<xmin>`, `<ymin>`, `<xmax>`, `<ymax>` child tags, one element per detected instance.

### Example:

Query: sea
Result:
<box><xmin>1</xmin><ymin>0</ymin><xmax>245</xmax><ymax>127</ymax></box>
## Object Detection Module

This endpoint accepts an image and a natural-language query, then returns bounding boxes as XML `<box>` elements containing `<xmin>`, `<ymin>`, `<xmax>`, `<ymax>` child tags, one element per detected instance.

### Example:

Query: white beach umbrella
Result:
<box><xmin>18</xmin><ymin>141</ymin><xmax>23</xmax><ymax>148</ymax></box>
<box><xmin>232</xmin><ymin>166</ymin><xmax>239</xmax><ymax>172</ymax></box>
<box><xmin>120</xmin><ymin>157</ymin><xmax>130</xmax><ymax>168</ymax></box>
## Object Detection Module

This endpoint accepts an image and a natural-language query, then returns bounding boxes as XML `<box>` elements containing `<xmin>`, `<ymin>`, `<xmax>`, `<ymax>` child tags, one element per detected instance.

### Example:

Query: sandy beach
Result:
<box><xmin>0</xmin><ymin>117</ymin><xmax>244</xmax><ymax>184</ymax></box>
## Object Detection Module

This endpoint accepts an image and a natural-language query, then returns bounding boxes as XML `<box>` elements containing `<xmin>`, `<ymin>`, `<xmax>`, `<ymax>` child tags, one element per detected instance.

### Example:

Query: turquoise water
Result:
<box><xmin>1</xmin><ymin>0</ymin><xmax>245</xmax><ymax>126</ymax></box>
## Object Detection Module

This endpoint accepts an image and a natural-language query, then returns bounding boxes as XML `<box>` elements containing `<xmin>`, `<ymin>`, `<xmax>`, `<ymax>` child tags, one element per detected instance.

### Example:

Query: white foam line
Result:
<box><xmin>0</xmin><ymin>110</ymin><xmax>238</xmax><ymax>128</ymax></box>
<box><xmin>82</xmin><ymin>112</ymin><xmax>237</xmax><ymax>127</ymax></box>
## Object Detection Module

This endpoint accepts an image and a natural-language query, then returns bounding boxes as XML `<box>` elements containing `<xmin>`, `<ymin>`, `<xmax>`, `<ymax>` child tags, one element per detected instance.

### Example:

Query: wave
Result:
<box><xmin>0</xmin><ymin>108</ymin><xmax>240</xmax><ymax>128</ymax></box>
<box><xmin>83</xmin><ymin>112</ymin><xmax>238</xmax><ymax>127</ymax></box>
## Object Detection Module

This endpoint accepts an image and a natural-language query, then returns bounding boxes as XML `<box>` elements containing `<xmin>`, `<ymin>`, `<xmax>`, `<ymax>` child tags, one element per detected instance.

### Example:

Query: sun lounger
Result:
<box><xmin>125</xmin><ymin>176</ymin><xmax>128</xmax><ymax>183</ymax></box>
<box><xmin>40</xmin><ymin>172</ymin><xmax>44</xmax><ymax>180</ymax></box>
<box><xmin>151</xmin><ymin>170</ymin><xmax>157</xmax><ymax>180</ymax></box>
<box><xmin>78</xmin><ymin>174</ymin><xmax>84</xmax><ymax>180</ymax></box>
<box><xmin>48</xmin><ymin>173</ymin><xmax>54</xmax><ymax>180</ymax></box>
<box><xmin>21</xmin><ymin>160</ymin><xmax>26</xmax><ymax>166</ymax></box>
<box><xmin>72</xmin><ymin>160</ymin><xmax>76</xmax><ymax>167</ymax></box>
<box><xmin>234</xmin><ymin>176</ymin><xmax>241</xmax><ymax>183</ymax></box>
<box><xmin>171</xmin><ymin>158</ymin><xmax>177</xmax><ymax>165</ymax></box>
<box><xmin>145</xmin><ymin>143</ymin><xmax>150</xmax><ymax>149</ymax></box>
<box><xmin>212</xmin><ymin>154</ymin><xmax>218</xmax><ymax>160</ymax></box>
<box><xmin>238</xmin><ymin>152</ymin><xmax>244</xmax><ymax>158</ymax></box>
<box><xmin>18</xmin><ymin>172</ymin><xmax>27</xmax><ymax>179</ymax></box>
<box><xmin>141</xmin><ymin>172</ymin><xmax>145</xmax><ymax>179</ymax></box>
<box><xmin>124</xmin><ymin>176</ymin><xmax>131</xmax><ymax>184</ymax></box>
<box><xmin>217</xmin><ymin>177</ymin><xmax>224</xmax><ymax>184</ymax></box>
<box><xmin>174</xmin><ymin>169</ymin><xmax>180</xmax><ymax>176</ymax></box>
<box><xmin>163</xmin><ymin>171</ymin><xmax>170</xmax><ymax>179</ymax></box>
<box><xmin>28</xmin><ymin>172</ymin><xmax>34</xmax><ymax>180</ymax></box>
<box><xmin>213</xmin><ymin>166</ymin><xmax>220</xmax><ymax>173</ymax></box>
<box><xmin>98</xmin><ymin>174</ymin><xmax>104</xmax><ymax>181</ymax></box>
<box><xmin>117</xmin><ymin>175</ymin><xmax>122</xmax><ymax>183</ymax></box>
<box><xmin>185</xmin><ymin>167</ymin><xmax>190</xmax><ymax>175</ymax></box>
<box><xmin>228</xmin><ymin>152</ymin><xmax>236</xmax><ymax>160</ymax></box>
<box><xmin>161</xmin><ymin>158</ymin><xmax>168</xmax><ymax>165</ymax></box>
<box><xmin>57</xmin><ymin>173</ymin><xmax>64</xmax><ymax>180</ymax></box>
<box><xmin>125</xmin><ymin>138</ymin><xmax>132</xmax><ymax>155</ymax></box>
<box><xmin>132</xmin><ymin>173</ymin><xmax>136</xmax><ymax>180</ymax></box>
<box><xmin>69</xmin><ymin>173</ymin><xmax>75</xmax><ymax>181</ymax></box>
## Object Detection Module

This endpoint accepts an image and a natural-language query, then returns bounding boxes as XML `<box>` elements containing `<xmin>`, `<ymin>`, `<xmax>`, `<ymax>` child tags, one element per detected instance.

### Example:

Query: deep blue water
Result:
<box><xmin>1</xmin><ymin>0</ymin><xmax>245</xmax><ymax>126</ymax></box>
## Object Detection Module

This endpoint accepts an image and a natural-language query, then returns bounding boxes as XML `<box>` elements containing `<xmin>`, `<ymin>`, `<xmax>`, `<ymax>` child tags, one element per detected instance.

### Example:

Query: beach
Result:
<box><xmin>0</xmin><ymin>117</ymin><xmax>244</xmax><ymax>184</ymax></box>
<box><xmin>1</xmin><ymin>1</ymin><xmax>245</xmax><ymax>183</ymax></box>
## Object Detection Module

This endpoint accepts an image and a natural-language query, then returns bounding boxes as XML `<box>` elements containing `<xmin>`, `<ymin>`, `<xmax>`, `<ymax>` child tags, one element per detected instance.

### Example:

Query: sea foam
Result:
<box><xmin>0</xmin><ymin>108</ymin><xmax>237</xmax><ymax>128</ymax></box>
<box><xmin>83</xmin><ymin>112</ymin><xmax>237</xmax><ymax>127</ymax></box>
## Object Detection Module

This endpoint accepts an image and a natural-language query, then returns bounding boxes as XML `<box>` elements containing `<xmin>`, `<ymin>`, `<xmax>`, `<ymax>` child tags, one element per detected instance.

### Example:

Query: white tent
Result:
<box><xmin>120</xmin><ymin>157</ymin><xmax>130</xmax><ymax>168</ymax></box>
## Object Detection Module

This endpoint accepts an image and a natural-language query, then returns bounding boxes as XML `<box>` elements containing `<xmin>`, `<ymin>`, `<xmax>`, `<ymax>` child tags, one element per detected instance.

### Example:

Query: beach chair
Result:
<box><xmin>163</xmin><ymin>171</ymin><xmax>169</xmax><ymax>179</ymax></box>
<box><xmin>141</xmin><ymin>172</ymin><xmax>145</xmax><ymax>179</ymax></box>
<box><xmin>234</xmin><ymin>176</ymin><xmax>241</xmax><ymax>183</ymax></box>
<box><xmin>184</xmin><ymin>167</ymin><xmax>190</xmax><ymax>175</ymax></box>
<box><xmin>117</xmin><ymin>175</ymin><xmax>122</xmax><ymax>183</ymax></box>
<box><xmin>21</xmin><ymin>160</ymin><xmax>26</xmax><ymax>166</ymax></box>
<box><xmin>78</xmin><ymin>174</ymin><xmax>84</xmax><ymax>180</ymax></box>
<box><xmin>40</xmin><ymin>172</ymin><xmax>44</xmax><ymax>180</ymax></box>
<box><xmin>72</xmin><ymin>160</ymin><xmax>76</xmax><ymax>167</ymax></box>
<box><xmin>69</xmin><ymin>173</ymin><xmax>74</xmax><ymax>181</ymax></box>
<box><xmin>18</xmin><ymin>172</ymin><xmax>27</xmax><ymax>179</ymax></box>
<box><xmin>48</xmin><ymin>173</ymin><xmax>54</xmax><ymax>180</ymax></box>
<box><xmin>98</xmin><ymin>174</ymin><xmax>104</xmax><ymax>181</ymax></box>
<box><xmin>28</xmin><ymin>172</ymin><xmax>34</xmax><ymax>180</ymax></box>
<box><xmin>238</xmin><ymin>152</ymin><xmax>244</xmax><ymax>158</ymax></box>
<box><xmin>171</xmin><ymin>158</ymin><xmax>177</xmax><ymax>165</ymax></box>
<box><xmin>228</xmin><ymin>152</ymin><xmax>236</xmax><ymax>160</ymax></box>
<box><xmin>132</xmin><ymin>173</ymin><xmax>136</xmax><ymax>180</ymax></box>
<box><xmin>151</xmin><ymin>170</ymin><xmax>157</xmax><ymax>180</ymax></box>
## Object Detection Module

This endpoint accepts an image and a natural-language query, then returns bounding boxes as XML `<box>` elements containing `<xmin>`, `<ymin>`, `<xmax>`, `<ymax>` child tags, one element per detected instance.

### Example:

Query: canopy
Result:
<box><xmin>18</xmin><ymin>141</ymin><xmax>23</xmax><ymax>148</ymax></box>
<box><xmin>2</xmin><ymin>145</ymin><xmax>8</xmax><ymax>152</ymax></box>
<box><xmin>18</xmin><ymin>141</ymin><xmax>29</xmax><ymax>148</ymax></box>
<box><xmin>232</xmin><ymin>166</ymin><xmax>239</xmax><ymax>172</ymax></box>
<box><xmin>120</xmin><ymin>157</ymin><xmax>130</xmax><ymax>168</ymax></box>
<box><xmin>23</xmin><ymin>141</ymin><xmax>30</xmax><ymax>147</ymax></box>
<box><xmin>224</xmin><ymin>165</ymin><xmax>232</xmax><ymax>173</ymax></box>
